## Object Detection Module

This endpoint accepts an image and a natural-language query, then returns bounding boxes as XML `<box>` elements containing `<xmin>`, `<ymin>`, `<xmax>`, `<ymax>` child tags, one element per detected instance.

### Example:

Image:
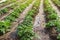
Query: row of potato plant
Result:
<box><xmin>20</xmin><ymin>0</ymin><xmax>28</xmax><ymax>3</ymax></box>
<box><xmin>0</xmin><ymin>0</ymin><xmax>29</xmax><ymax>6</ymax></box>
<box><xmin>0</xmin><ymin>0</ymin><xmax>16</xmax><ymax>4</ymax></box>
<box><xmin>52</xmin><ymin>0</ymin><xmax>60</xmax><ymax>10</ymax></box>
<box><xmin>0</xmin><ymin>1</ymin><xmax>21</xmax><ymax>16</ymax></box>
<box><xmin>17</xmin><ymin>0</ymin><xmax>40</xmax><ymax>40</ymax></box>
<box><xmin>0</xmin><ymin>0</ymin><xmax>33</xmax><ymax>36</ymax></box>
<box><xmin>44</xmin><ymin>0</ymin><xmax>60</xmax><ymax>40</ymax></box>
<box><xmin>0</xmin><ymin>0</ymin><xmax>16</xmax><ymax>7</ymax></box>
<box><xmin>0</xmin><ymin>0</ymin><xmax>28</xmax><ymax>16</ymax></box>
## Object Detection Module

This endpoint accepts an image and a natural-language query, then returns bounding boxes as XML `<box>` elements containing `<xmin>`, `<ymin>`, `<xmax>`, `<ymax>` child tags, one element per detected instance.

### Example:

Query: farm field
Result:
<box><xmin>0</xmin><ymin>0</ymin><xmax>60</xmax><ymax>40</ymax></box>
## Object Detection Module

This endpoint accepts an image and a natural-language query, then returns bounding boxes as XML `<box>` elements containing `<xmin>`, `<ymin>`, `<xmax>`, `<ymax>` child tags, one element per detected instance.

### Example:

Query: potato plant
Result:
<box><xmin>0</xmin><ymin>8</ymin><xmax>8</xmax><ymax>15</ymax></box>
<box><xmin>52</xmin><ymin>0</ymin><xmax>60</xmax><ymax>9</ymax></box>
<box><xmin>0</xmin><ymin>21</ymin><xmax>11</xmax><ymax>36</ymax></box>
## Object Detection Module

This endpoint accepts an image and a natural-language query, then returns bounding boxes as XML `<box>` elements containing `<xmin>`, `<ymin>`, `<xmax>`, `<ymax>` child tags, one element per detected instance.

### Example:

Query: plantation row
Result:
<box><xmin>44</xmin><ymin>0</ymin><xmax>60</xmax><ymax>40</ymax></box>
<box><xmin>0</xmin><ymin>1</ymin><xmax>21</xmax><ymax>16</ymax></box>
<box><xmin>52</xmin><ymin>0</ymin><xmax>60</xmax><ymax>10</ymax></box>
<box><xmin>0</xmin><ymin>0</ymin><xmax>17</xmax><ymax>8</ymax></box>
<box><xmin>0</xmin><ymin>0</ymin><xmax>60</xmax><ymax>40</ymax></box>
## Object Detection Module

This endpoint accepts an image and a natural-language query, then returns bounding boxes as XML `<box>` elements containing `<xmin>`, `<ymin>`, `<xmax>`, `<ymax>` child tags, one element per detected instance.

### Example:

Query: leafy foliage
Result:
<box><xmin>46</xmin><ymin>20</ymin><xmax>60</xmax><ymax>28</ymax></box>
<box><xmin>47</xmin><ymin>13</ymin><xmax>58</xmax><ymax>20</ymax></box>
<box><xmin>0</xmin><ymin>21</ymin><xmax>10</xmax><ymax>35</ymax></box>
<box><xmin>52</xmin><ymin>0</ymin><xmax>60</xmax><ymax>7</ymax></box>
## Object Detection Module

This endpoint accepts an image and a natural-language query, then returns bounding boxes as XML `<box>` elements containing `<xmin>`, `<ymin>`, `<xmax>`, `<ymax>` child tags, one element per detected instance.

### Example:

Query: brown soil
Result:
<box><xmin>33</xmin><ymin>0</ymin><xmax>50</xmax><ymax>40</ymax></box>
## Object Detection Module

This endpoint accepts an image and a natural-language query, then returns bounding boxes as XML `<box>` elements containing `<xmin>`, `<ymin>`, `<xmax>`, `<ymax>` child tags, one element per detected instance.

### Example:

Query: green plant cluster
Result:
<box><xmin>17</xmin><ymin>0</ymin><xmax>40</xmax><ymax>40</ymax></box>
<box><xmin>0</xmin><ymin>21</ymin><xmax>10</xmax><ymax>36</ymax></box>
<box><xmin>0</xmin><ymin>8</ymin><xmax>8</xmax><ymax>15</ymax></box>
<box><xmin>52</xmin><ymin>0</ymin><xmax>60</xmax><ymax>8</ymax></box>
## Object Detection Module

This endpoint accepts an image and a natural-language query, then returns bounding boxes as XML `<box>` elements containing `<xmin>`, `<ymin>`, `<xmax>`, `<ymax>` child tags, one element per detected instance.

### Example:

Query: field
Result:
<box><xmin>0</xmin><ymin>0</ymin><xmax>60</xmax><ymax>40</ymax></box>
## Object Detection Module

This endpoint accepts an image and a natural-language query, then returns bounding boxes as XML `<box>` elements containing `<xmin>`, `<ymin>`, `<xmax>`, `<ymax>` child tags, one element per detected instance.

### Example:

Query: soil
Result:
<box><xmin>33</xmin><ymin>0</ymin><xmax>50</xmax><ymax>40</ymax></box>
